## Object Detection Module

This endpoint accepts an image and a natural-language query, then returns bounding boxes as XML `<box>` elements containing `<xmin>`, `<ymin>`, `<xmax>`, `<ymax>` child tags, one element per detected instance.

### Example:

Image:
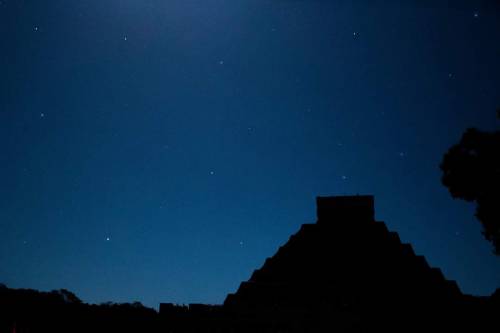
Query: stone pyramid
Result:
<box><xmin>223</xmin><ymin>196</ymin><xmax>464</xmax><ymax>331</ymax></box>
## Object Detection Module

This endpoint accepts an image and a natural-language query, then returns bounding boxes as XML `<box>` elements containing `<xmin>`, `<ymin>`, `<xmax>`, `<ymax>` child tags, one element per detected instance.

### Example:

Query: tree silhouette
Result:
<box><xmin>440</xmin><ymin>111</ymin><xmax>500</xmax><ymax>254</ymax></box>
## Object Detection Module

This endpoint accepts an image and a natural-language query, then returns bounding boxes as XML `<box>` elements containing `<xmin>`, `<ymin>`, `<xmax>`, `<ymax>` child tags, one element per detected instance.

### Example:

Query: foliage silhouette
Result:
<box><xmin>0</xmin><ymin>284</ymin><xmax>157</xmax><ymax>333</ymax></box>
<box><xmin>440</xmin><ymin>111</ymin><xmax>500</xmax><ymax>254</ymax></box>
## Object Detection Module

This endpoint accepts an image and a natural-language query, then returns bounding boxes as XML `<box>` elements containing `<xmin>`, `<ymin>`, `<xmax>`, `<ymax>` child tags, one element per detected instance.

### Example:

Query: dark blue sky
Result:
<box><xmin>1</xmin><ymin>1</ymin><xmax>499</xmax><ymax>308</ymax></box>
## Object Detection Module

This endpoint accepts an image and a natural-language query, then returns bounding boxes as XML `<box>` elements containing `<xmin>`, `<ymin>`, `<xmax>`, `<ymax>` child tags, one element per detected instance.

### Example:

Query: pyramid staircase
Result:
<box><xmin>223</xmin><ymin>196</ymin><xmax>462</xmax><ymax>327</ymax></box>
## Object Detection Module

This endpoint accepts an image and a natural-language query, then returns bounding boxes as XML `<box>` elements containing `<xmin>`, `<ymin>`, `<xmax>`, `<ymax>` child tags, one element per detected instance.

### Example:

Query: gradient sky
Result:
<box><xmin>1</xmin><ymin>0</ymin><xmax>499</xmax><ymax>309</ymax></box>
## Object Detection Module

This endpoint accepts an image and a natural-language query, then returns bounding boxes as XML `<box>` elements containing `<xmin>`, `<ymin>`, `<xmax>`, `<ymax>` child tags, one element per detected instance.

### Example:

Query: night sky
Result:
<box><xmin>1</xmin><ymin>1</ymin><xmax>499</xmax><ymax>309</ymax></box>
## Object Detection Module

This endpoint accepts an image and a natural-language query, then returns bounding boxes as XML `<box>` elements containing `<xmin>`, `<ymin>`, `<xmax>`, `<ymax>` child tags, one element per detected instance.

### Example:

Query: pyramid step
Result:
<box><xmin>249</xmin><ymin>269</ymin><xmax>262</xmax><ymax>282</ymax></box>
<box><xmin>294</xmin><ymin>224</ymin><xmax>318</xmax><ymax>242</ymax></box>
<box><xmin>429</xmin><ymin>267</ymin><xmax>445</xmax><ymax>282</ymax></box>
<box><xmin>445</xmin><ymin>280</ymin><xmax>461</xmax><ymax>295</ymax></box>
<box><xmin>261</xmin><ymin>257</ymin><xmax>274</xmax><ymax>269</ymax></box>
<box><xmin>236</xmin><ymin>281</ymin><xmax>258</xmax><ymax>299</ymax></box>
<box><xmin>271</xmin><ymin>225</ymin><xmax>314</xmax><ymax>257</ymax></box>
<box><xmin>274</xmin><ymin>245</ymin><xmax>289</xmax><ymax>258</ymax></box>
<box><xmin>414</xmin><ymin>255</ymin><xmax>430</xmax><ymax>271</ymax></box>
<box><xmin>299</xmin><ymin>223</ymin><xmax>316</xmax><ymax>232</ymax></box>
<box><xmin>388</xmin><ymin>232</ymin><xmax>402</xmax><ymax>245</ymax></box>
<box><xmin>372</xmin><ymin>221</ymin><xmax>389</xmax><ymax>234</ymax></box>
<box><xmin>400</xmin><ymin>243</ymin><xmax>415</xmax><ymax>257</ymax></box>
<box><xmin>250</xmin><ymin>268</ymin><xmax>280</xmax><ymax>283</ymax></box>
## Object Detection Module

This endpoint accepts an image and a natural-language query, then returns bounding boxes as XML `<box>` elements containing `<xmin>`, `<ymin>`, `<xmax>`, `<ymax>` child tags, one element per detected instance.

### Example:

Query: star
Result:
<box><xmin>106</xmin><ymin>237</ymin><xmax>110</xmax><ymax>241</ymax></box>
<box><xmin>399</xmin><ymin>152</ymin><xmax>406</xmax><ymax>157</ymax></box>
<box><xmin>219</xmin><ymin>60</ymin><xmax>224</xmax><ymax>65</ymax></box>
<box><xmin>209</xmin><ymin>171</ymin><xmax>215</xmax><ymax>175</ymax></box>
<box><xmin>473</xmin><ymin>12</ymin><xmax>479</xmax><ymax>18</ymax></box>
<box><xmin>34</xmin><ymin>26</ymin><xmax>39</xmax><ymax>31</ymax></box>
<box><xmin>40</xmin><ymin>113</ymin><xmax>45</xmax><ymax>118</ymax></box>
<box><xmin>239</xmin><ymin>241</ymin><xmax>244</xmax><ymax>246</ymax></box>
<box><xmin>353</xmin><ymin>31</ymin><xmax>359</xmax><ymax>37</ymax></box>
<box><xmin>341</xmin><ymin>175</ymin><xmax>348</xmax><ymax>180</ymax></box>
<box><xmin>123</xmin><ymin>36</ymin><xmax>128</xmax><ymax>41</ymax></box>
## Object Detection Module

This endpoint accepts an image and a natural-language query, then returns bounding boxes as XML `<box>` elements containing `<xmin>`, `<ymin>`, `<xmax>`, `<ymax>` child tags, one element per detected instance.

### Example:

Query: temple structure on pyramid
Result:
<box><xmin>160</xmin><ymin>195</ymin><xmax>494</xmax><ymax>332</ymax></box>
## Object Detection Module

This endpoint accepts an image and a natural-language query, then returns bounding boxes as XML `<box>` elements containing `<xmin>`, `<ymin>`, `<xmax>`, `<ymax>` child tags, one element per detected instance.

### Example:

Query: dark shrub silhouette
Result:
<box><xmin>440</xmin><ymin>111</ymin><xmax>500</xmax><ymax>254</ymax></box>
<box><xmin>0</xmin><ymin>284</ymin><xmax>158</xmax><ymax>333</ymax></box>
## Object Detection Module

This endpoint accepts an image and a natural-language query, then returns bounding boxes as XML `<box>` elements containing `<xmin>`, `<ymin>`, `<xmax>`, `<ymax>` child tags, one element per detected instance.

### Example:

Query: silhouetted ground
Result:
<box><xmin>2</xmin><ymin>196</ymin><xmax>500</xmax><ymax>332</ymax></box>
<box><xmin>0</xmin><ymin>284</ymin><xmax>158</xmax><ymax>333</ymax></box>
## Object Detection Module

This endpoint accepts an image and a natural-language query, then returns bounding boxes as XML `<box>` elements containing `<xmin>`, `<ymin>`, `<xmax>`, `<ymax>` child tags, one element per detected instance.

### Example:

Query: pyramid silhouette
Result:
<box><xmin>222</xmin><ymin>195</ymin><xmax>467</xmax><ymax>331</ymax></box>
